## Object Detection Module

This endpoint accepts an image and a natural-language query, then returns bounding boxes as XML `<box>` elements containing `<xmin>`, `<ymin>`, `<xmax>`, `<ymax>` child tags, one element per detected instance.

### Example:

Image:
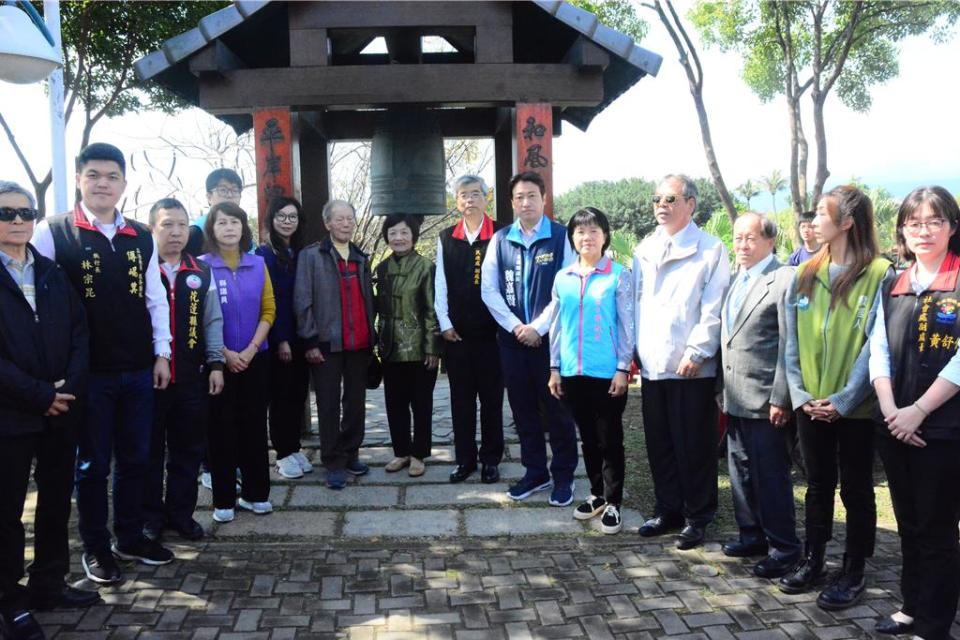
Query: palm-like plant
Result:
<box><xmin>736</xmin><ymin>179</ymin><xmax>760</xmax><ymax>209</ymax></box>
<box><xmin>760</xmin><ymin>170</ymin><xmax>787</xmax><ymax>212</ymax></box>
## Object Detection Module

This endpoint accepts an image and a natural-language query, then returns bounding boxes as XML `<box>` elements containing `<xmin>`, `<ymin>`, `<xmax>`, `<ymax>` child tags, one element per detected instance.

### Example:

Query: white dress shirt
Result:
<box><xmin>32</xmin><ymin>203</ymin><xmax>172</xmax><ymax>356</ymax></box>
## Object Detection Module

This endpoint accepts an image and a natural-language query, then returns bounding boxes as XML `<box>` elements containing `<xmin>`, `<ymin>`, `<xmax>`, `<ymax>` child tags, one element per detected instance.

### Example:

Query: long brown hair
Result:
<box><xmin>796</xmin><ymin>185</ymin><xmax>879</xmax><ymax>310</ymax></box>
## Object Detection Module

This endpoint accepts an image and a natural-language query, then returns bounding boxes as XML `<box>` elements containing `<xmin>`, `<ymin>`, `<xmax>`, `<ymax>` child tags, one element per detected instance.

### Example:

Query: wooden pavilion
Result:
<box><xmin>135</xmin><ymin>0</ymin><xmax>662</xmax><ymax>242</ymax></box>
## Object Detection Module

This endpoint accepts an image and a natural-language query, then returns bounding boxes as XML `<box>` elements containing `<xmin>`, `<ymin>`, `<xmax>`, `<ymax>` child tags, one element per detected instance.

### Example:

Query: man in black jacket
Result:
<box><xmin>0</xmin><ymin>181</ymin><xmax>99</xmax><ymax>638</ymax></box>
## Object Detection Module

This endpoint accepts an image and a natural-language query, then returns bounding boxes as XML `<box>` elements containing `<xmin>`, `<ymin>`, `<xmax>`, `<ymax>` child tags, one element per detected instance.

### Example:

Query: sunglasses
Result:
<box><xmin>651</xmin><ymin>195</ymin><xmax>688</xmax><ymax>204</ymax></box>
<box><xmin>0</xmin><ymin>207</ymin><xmax>39</xmax><ymax>222</ymax></box>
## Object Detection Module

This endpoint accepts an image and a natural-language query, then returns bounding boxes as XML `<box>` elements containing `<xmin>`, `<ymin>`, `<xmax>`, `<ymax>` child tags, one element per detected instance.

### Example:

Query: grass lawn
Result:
<box><xmin>620</xmin><ymin>383</ymin><xmax>898</xmax><ymax>535</ymax></box>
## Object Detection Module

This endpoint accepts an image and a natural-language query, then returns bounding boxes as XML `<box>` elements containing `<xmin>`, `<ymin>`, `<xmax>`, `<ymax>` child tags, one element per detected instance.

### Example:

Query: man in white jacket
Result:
<box><xmin>632</xmin><ymin>174</ymin><xmax>730</xmax><ymax>550</ymax></box>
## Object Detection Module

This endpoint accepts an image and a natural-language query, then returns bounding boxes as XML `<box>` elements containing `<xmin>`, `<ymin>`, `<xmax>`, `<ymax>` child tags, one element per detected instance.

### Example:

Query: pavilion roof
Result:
<box><xmin>135</xmin><ymin>1</ymin><xmax>662</xmax><ymax>133</ymax></box>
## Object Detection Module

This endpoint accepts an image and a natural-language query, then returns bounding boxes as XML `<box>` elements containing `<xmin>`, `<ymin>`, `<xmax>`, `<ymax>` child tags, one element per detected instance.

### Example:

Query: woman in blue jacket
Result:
<box><xmin>257</xmin><ymin>197</ymin><xmax>311</xmax><ymax>480</ymax></box>
<box><xmin>547</xmin><ymin>207</ymin><xmax>635</xmax><ymax>534</ymax></box>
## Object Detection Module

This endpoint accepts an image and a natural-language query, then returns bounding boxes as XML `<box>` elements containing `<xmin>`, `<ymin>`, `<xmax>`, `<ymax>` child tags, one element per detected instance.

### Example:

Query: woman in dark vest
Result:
<box><xmin>375</xmin><ymin>214</ymin><xmax>441</xmax><ymax>478</ymax></box>
<box><xmin>868</xmin><ymin>186</ymin><xmax>960</xmax><ymax>640</ymax></box>
<box><xmin>256</xmin><ymin>197</ymin><xmax>311</xmax><ymax>480</ymax></box>
<box><xmin>201</xmin><ymin>203</ymin><xmax>275</xmax><ymax>524</ymax></box>
<box><xmin>781</xmin><ymin>185</ymin><xmax>893</xmax><ymax>609</ymax></box>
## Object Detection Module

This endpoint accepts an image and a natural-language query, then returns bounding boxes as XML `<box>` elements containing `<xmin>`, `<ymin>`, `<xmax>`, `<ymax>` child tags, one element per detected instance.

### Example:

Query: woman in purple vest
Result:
<box><xmin>868</xmin><ymin>186</ymin><xmax>960</xmax><ymax>640</ymax></box>
<box><xmin>201</xmin><ymin>202</ymin><xmax>276</xmax><ymax>524</ymax></box>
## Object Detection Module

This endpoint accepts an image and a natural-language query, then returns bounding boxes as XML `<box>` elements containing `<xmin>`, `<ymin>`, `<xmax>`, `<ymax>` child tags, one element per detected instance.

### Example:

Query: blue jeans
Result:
<box><xmin>76</xmin><ymin>368</ymin><xmax>154</xmax><ymax>553</ymax></box>
<box><xmin>499</xmin><ymin>342</ymin><xmax>578</xmax><ymax>484</ymax></box>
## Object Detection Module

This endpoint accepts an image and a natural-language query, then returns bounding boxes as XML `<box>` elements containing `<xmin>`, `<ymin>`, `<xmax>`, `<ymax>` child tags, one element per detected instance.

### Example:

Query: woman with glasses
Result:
<box><xmin>780</xmin><ymin>185</ymin><xmax>893</xmax><ymax>610</ymax></box>
<box><xmin>201</xmin><ymin>202</ymin><xmax>275</xmax><ymax>523</ymax></box>
<box><xmin>375</xmin><ymin>214</ymin><xmax>441</xmax><ymax>478</ymax></box>
<box><xmin>868</xmin><ymin>186</ymin><xmax>960</xmax><ymax>640</ymax></box>
<box><xmin>547</xmin><ymin>208</ymin><xmax>634</xmax><ymax>534</ymax></box>
<box><xmin>256</xmin><ymin>197</ymin><xmax>311</xmax><ymax>480</ymax></box>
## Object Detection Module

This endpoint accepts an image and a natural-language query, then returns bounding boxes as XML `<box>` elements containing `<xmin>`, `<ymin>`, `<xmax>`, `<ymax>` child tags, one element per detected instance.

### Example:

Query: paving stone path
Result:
<box><xmin>22</xmin><ymin>375</ymin><xmax>960</xmax><ymax>637</ymax></box>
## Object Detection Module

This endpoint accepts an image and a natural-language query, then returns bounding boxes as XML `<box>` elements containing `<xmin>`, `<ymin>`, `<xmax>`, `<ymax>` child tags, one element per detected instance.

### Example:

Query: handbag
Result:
<box><xmin>366</xmin><ymin>352</ymin><xmax>383</xmax><ymax>390</ymax></box>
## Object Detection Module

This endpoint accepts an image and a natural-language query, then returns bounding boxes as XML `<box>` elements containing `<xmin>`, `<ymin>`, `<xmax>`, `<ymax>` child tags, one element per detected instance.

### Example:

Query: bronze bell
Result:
<box><xmin>370</xmin><ymin>110</ymin><xmax>446</xmax><ymax>216</ymax></box>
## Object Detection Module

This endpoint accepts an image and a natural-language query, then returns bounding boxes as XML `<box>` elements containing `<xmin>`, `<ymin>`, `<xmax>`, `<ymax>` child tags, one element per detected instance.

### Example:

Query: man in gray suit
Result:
<box><xmin>719</xmin><ymin>213</ymin><xmax>801</xmax><ymax>579</ymax></box>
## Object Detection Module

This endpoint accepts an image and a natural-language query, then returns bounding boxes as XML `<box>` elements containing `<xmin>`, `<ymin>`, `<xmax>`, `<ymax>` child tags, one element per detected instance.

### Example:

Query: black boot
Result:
<box><xmin>778</xmin><ymin>542</ymin><xmax>825</xmax><ymax>594</ymax></box>
<box><xmin>816</xmin><ymin>554</ymin><xmax>866</xmax><ymax>610</ymax></box>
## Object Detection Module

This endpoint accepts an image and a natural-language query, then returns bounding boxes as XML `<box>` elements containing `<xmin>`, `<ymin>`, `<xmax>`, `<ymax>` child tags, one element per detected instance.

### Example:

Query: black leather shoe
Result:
<box><xmin>816</xmin><ymin>554</ymin><xmax>866</xmax><ymax>611</ymax></box>
<box><xmin>638</xmin><ymin>515</ymin><xmax>683</xmax><ymax>537</ymax></box>
<box><xmin>676</xmin><ymin>524</ymin><xmax>706</xmax><ymax>550</ymax></box>
<box><xmin>449</xmin><ymin>464</ymin><xmax>477</xmax><ymax>484</ymax></box>
<box><xmin>170</xmin><ymin>519</ymin><xmax>205</xmax><ymax>541</ymax></box>
<box><xmin>778</xmin><ymin>543</ymin><xmax>826</xmax><ymax>594</ymax></box>
<box><xmin>754</xmin><ymin>555</ymin><xmax>800</xmax><ymax>579</ymax></box>
<box><xmin>480</xmin><ymin>464</ymin><xmax>500</xmax><ymax>484</ymax></box>
<box><xmin>721</xmin><ymin>539</ymin><xmax>768</xmax><ymax>558</ymax></box>
<box><xmin>28</xmin><ymin>584</ymin><xmax>102</xmax><ymax>611</ymax></box>
<box><xmin>143</xmin><ymin>522</ymin><xmax>162</xmax><ymax>542</ymax></box>
<box><xmin>875</xmin><ymin>617</ymin><xmax>914</xmax><ymax>635</ymax></box>
<box><xmin>0</xmin><ymin>609</ymin><xmax>45</xmax><ymax>640</ymax></box>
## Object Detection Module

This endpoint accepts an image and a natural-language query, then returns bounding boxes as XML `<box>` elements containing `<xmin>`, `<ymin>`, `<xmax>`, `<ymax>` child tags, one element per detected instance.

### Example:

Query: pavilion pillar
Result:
<box><xmin>253</xmin><ymin>107</ymin><xmax>294</xmax><ymax>236</ymax></box>
<box><xmin>292</xmin><ymin>112</ymin><xmax>330</xmax><ymax>245</ymax></box>
<box><xmin>515</xmin><ymin>103</ymin><xmax>554</xmax><ymax>218</ymax></box>
<box><xmin>493</xmin><ymin>114</ymin><xmax>514</xmax><ymax>224</ymax></box>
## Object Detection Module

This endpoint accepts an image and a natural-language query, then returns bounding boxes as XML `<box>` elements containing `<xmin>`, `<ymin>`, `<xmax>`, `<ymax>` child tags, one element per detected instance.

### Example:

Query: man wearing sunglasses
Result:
<box><xmin>0</xmin><ymin>181</ymin><xmax>100</xmax><ymax>635</ymax></box>
<box><xmin>632</xmin><ymin>174</ymin><xmax>730</xmax><ymax>550</ymax></box>
<box><xmin>31</xmin><ymin>143</ymin><xmax>175</xmax><ymax>584</ymax></box>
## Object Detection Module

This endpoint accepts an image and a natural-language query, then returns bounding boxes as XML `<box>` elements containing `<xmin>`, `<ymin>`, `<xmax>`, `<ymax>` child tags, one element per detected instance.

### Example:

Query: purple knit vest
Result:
<box><xmin>201</xmin><ymin>252</ymin><xmax>268</xmax><ymax>353</ymax></box>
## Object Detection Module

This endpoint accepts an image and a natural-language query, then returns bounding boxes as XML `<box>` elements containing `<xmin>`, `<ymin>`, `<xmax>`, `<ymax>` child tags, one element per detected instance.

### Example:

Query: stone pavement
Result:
<box><xmin>21</xmin><ymin>375</ymin><xmax>960</xmax><ymax>637</ymax></box>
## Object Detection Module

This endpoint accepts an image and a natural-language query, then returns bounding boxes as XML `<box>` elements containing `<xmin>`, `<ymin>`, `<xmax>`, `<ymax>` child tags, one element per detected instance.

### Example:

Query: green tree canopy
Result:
<box><xmin>554</xmin><ymin>176</ymin><xmax>720</xmax><ymax>241</ymax></box>
<box><xmin>571</xmin><ymin>0</ymin><xmax>648</xmax><ymax>42</ymax></box>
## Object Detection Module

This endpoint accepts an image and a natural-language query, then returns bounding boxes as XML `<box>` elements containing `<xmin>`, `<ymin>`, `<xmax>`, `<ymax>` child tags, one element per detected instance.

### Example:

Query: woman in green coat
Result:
<box><xmin>375</xmin><ymin>214</ymin><xmax>441</xmax><ymax>477</ymax></box>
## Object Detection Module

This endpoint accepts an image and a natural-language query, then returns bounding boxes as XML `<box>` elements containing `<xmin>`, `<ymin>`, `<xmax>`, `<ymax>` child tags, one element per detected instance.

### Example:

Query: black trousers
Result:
<box><xmin>878</xmin><ymin>435</ymin><xmax>960</xmax><ymax>640</ymax></box>
<box><xmin>310</xmin><ymin>350</ymin><xmax>368</xmax><ymax>471</ymax></box>
<box><xmin>562</xmin><ymin>376</ymin><xmax>627</xmax><ymax>505</ymax></box>
<box><xmin>445</xmin><ymin>336</ymin><xmax>504</xmax><ymax>467</ymax></box>
<box><xmin>143</xmin><ymin>379</ymin><xmax>207</xmax><ymax>530</ymax></box>
<box><xmin>727</xmin><ymin>416</ymin><xmax>801</xmax><ymax>560</ymax></box>
<box><xmin>383</xmin><ymin>361</ymin><xmax>438</xmax><ymax>460</ymax></box>
<box><xmin>268</xmin><ymin>349</ymin><xmax>310</xmax><ymax>459</ymax></box>
<box><xmin>207</xmin><ymin>354</ymin><xmax>271</xmax><ymax>509</ymax></box>
<box><xmin>640</xmin><ymin>377</ymin><xmax>718</xmax><ymax>526</ymax></box>
<box><xmin>796</xmin><ymin>413</ymin><xmax>875</xmax><ymax>557</ymax></box>
<box><xmin>0</xmin><ymin>426</ymin><xmax>76</xmax><ymax>606</ymax></box>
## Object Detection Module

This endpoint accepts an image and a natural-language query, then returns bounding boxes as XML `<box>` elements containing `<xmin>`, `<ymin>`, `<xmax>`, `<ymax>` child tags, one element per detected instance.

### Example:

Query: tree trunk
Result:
<box><xmin>797</xmin><ymin>113</ymin><xmax>809</xmax><ymax>210</ymax></box>
<box><xmin>647</xmin><ymin>0</ymin><xmax>738</xmax><ymax>225</ymax></box>
<box><xmin>811</xmin><ymin>92</ymin><xmax>829</xmax><ymax>202</ymax></box>
<box><xmin>786</xmin><ymin>96</ymin><xmax>803</xmax><ymax>216</ymax></box>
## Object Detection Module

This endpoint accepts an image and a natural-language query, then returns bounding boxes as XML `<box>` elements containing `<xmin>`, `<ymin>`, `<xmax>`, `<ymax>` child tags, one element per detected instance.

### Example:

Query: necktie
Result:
<box><xmin>727</xmin><ymin>272</ymin><xmax>750</xmax><ymax>326</ymax></box>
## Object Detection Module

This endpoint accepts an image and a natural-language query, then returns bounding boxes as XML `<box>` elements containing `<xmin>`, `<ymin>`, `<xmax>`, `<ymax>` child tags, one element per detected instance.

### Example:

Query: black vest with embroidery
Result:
<box><xmin>882</xmin><ymin>255</ymin><xmax>960</xmax><ymax>440</ymax></box>
<box><xmin>440</xmin><ymin>220</ymin><xmax>503</xmax><ymax>339</ymax></box>
<box><xmin>161</xmin><ymin>255</ymin><xmax>212</xmax><ymax>384</ymax></box>
<box><xmin>47</xmin><ymin>208</ymin><xmax>155</xmax><ymax>372</ymax></box>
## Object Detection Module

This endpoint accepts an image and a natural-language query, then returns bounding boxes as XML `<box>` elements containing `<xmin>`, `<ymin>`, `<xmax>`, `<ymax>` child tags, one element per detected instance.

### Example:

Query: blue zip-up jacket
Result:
<box><xmin>489</xmin><ymin>218</ymin><xmax>569</xmax><ymax>348</ymax></box>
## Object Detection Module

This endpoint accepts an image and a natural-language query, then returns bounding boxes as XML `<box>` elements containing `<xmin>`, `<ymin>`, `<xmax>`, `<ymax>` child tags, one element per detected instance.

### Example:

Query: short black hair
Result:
<box><xmin>895</xmin><ymin>185</ymin><xmax>960</xmax><ymax>262</ymax></box>
<box><xmin>148</xmin><ymin>197</ymin><xmax>188</xmax><ymax>227</ymax></box>
<box><xmin>205</xmin><ymin>168</ymin><xmax>243</xmax><ymax>193</ymax></box>
<box><xmin>381</xmin><ymin>213</ymin><xmax>422</xmax><ymax>245</ymax></box>
<box><xmin>567</xmin><ymin>207</ymin><xmax>611</xmax><ymax>253</ymax></box>
<box><xmin>204</xmin><ymin>201</ymin><xmax>253</xmax><ymax>255</ymax></box>
<box><xmin>797</xmin><ymin>210</ymin><xmax>815</xmax><ymax>224</ymax></box>
<box><xmin>76</xmin><ymin>142</ymin><xmax>125</xmax><ymax>175</ymax></box>
<box><xmin>509</xmin><ymin>171</ymin><xmax>546</xmax><ymax>197</ymax></box>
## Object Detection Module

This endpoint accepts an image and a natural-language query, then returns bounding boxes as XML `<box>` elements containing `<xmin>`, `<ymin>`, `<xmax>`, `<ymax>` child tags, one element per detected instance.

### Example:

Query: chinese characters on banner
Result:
<box><xmin>515</xmin><ymin>103</ymin><xmax>554</xmax><ymax>218</ymax></box>
<box><xmin>253</xmin><ymin>108</ymin><xmax>294</xmax><ymax>234</ymax></box>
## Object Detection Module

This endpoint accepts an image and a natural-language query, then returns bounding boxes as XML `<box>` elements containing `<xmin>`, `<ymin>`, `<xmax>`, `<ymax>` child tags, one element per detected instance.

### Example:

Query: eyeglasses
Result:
<box><xmin>213</xmin><ymin>187</ymin><xmax>242</xmax><ymax>198</ymax></box>
<box><xmin>275</xmin><ymin>213</ymin><xmax>299</xmax><ymax>223</ymax></box>
<box><xmin>0</xmin><ymin>207</ymin><xmax>39</xmax><ymax>222</ymax></box>
<box><xmin>903</xmin><ymin>218</ymin><xmax>947</xmax><ymax>234</ymax></box>
<box><xmin>652</xmin><ymin>194</ymin><xmax>689</xmax><ymax>204</ymax></box>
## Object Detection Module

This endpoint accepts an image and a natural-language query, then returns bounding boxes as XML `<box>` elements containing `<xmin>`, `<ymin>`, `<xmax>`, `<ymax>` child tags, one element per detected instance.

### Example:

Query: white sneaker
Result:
<box><xmin>276</xmin><ymin>454</ymin><xmax>304</xmax><ymax>479</ymax></box>
<box><xmin>200</xmin><ymin>472</ymin><xmax>212</xmax><ymax>490</ymax></box>
<box><xmin>292</xmin><ymin>451</ymin><xmax>313</xmax><ymax>474</ymax></box>
<box><xmin>213</xmin><ymin>508</ymin><xmax>234</xmax><ymax>523</ymax></box>
<box><xmin>238</xmin><ymin>498</ymin><xmax>273</xmax><ymax>514</ymax></box>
